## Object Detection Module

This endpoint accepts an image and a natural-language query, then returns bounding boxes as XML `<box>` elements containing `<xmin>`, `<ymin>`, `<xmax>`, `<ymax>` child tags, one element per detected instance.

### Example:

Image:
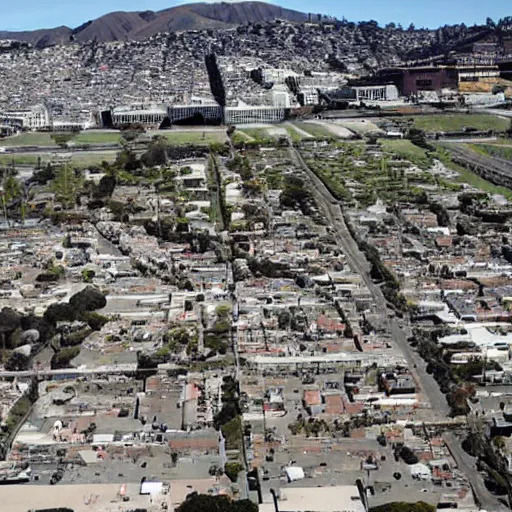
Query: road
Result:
<box><xmin>289</xmin><ymin>145</ymin><xmax>509</xmax><ymax>512</ymax></box>
<box><xmin>444</xmin><ymin>433</ymin><xmax>508</xmax><ymax>512</ymax></box>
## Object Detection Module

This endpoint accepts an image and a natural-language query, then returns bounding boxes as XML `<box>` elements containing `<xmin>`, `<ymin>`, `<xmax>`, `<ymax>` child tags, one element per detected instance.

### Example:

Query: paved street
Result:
<box><xmin>290</xmin><ymin>145</ymin><xmax>509</xmax><ymax>512</ymax></box>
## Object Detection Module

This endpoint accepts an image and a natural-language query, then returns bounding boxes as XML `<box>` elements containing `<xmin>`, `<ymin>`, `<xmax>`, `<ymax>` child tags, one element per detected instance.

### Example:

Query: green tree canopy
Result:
<box><xmin>370</xmin><ymin>502</ymin><xmax>435</xmax><ymax>512</ymax></box>
<box><xmin>176</xmin><ymin>494</ymin><xmax>257</xmax><ymax>512</ymax></box>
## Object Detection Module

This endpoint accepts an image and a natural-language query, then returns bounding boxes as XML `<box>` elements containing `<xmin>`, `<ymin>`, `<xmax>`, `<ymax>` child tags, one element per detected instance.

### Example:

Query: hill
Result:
<box><xmin>0</xmin><ymin>1</ymin><xmax>309</xmax><ymax>47</ymax></box>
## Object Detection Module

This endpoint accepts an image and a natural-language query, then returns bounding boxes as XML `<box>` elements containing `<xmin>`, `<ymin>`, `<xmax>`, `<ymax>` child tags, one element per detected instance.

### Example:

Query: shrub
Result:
<box><xmin>51</xmin><ymin>346</ymin><xmax>80</xmax><ymax>369</ymax></box>
<box><xmin>224</xmin><ymin>462</ymin><xmax>243</xmax><ymax>483</ymax></box>
<box><xmin>69</xmin><ymin>286</ymin><xmax>107</xmax><ymax>312</ymax></box>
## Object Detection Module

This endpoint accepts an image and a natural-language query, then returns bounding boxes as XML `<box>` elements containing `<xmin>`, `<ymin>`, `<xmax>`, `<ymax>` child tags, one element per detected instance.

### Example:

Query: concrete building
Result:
<box><xmin>272</xmin><ymin>89</ymin><xmax>292</xmax><ymax>108</ymax></box>
<box><xmin>299</xmin><ymin>89</ymin><xmax>319</xmax><ymax>105</ymax></box>
<box><xmin>111</xmin><ymin>105</ymin><xmax>168</xmax><ymax>127</ymax></box>
<box><xmin>259</xmin><ymin>486</ymin><xmax>366</xmax><ymax>512</ymax></box>
<box><xmin>225</xmin><ymin>105</ymin><xmax>285</xmax><ymax>125</ymax></box>
<box><xmin>261</xmin><ymin>68</ymin><xmax>299</xmax><ymax>84</ymax></box>
<box><xmin>168</xmin><ymin>104</ymin><xmax>223</xmax><ymax>124</ymax></box>
<box><xmin>0</xmin><ymin>104</ymin><xmax>51</xmax><ymax>130</ymax></box>
<box><xmin>352</xmin><ymin>84</ymin><xmax>399</xmax><ymax>101</ymax></box>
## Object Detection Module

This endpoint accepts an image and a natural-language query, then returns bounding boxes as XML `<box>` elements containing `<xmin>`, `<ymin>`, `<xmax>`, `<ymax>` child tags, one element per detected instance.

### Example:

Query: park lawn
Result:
<box><xmin>412</xmin><ymin>114</ymin><xmax>510</xmax><ymax>133</ymax></box>
<box><xmin>232</xmin><ymin>130</ymin><xmax>253</xmax><ymax>143</ymax></box>
<box><xmin>295</xmin><ymin>122</ymin><xmax>335</xmax><ymax>138</ymax></box>
<box><xmin>73</xmin><ymin>132</ymin><xmax>122</xmax><ymax>145</ymax></box>
<box><xmin>285</xmin><ymin>125</ymin><xmax>306</xmax><ymax>142</ymax></box>
<box><xmin>160</xmin><ymin>130</ymin><xmax>228</xmax><ymax>145</ymax></box>
<box><xmin>380</xmin><ymin>139</ymin><xmax>432</xmax><ymax>168</ymax></box>
<box><xmin>0</xmin><ymin>132</ymin><xmax>56</xmax><ymax>147</ymax></box>
<box><xmin>0</xmin><ymin>151</ymin><xmax>117</xmax><ymax>168</ymax></box>
<box><xmin>0</xmin><ymin>154</ymin><xmax>40</xmax><ymax>165</ymax></box>
<box><xmin>238</xmin><ymin>128</ymin><xmax>273</xmax><ymax>141</ymax></box>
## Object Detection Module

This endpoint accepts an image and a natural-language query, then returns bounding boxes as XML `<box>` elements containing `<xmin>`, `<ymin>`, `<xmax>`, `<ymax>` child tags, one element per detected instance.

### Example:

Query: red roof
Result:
<box><xmin>303</xmin><ymin>390</ymin><xmax>321</xmax><ymax>407</ymax></box>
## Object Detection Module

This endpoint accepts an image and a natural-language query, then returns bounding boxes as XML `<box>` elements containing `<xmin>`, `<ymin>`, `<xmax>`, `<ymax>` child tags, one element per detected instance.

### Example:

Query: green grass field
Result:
<box><xmin>468</xmin><ymin>143</ymin><xmax>512</xmax><ymax>161</ymax></box>
<box><xmin>0</xmin><ymin>151</ymin><xmax>117</xmax><ymax>168</ymax></box>
<box><xmin>0</xmin><ymin>132</ymin><xmax>56</xmax><ymax>146</ymax></box>
<box><xmin>159</xmin><ymin>130</ymin><xmax>228</xmax><ymax>145</ymax></box>
<box><xmin>0</xmin><ymin>131</ymin><xmax>124</xmax><ymax>147</ymax></box>
<box><xmin>380</xmin><ymin>139</ymin><xmax>432</xmax><ymax>168</ymax></box>
<box><xmin>73</xmin><ymin>132</ymin><xmax>122</xmax><ymax>144</ymax></box>
<box><xmin>295</xmin><ymin>122</ymin><xmax>335</xmax><ymax>138</ymax></box>
<box><xmin>238</xmin><ymin>128</ymin><xmax>273</xmax><ymax>141</ymax></box>
<box><xmin>285</xmin><ymin>125</ymin><xmax>307</xmax><ymax>142</ymax></box>
<box><xmin>412</xmin><ymin>114</ymin><xmax>510</xmax><ymax>133</ymax></box>
<box><xmin>436</xmin><ymin>146</ymin><xmax>512</xmax><ymax>200</ymax></box>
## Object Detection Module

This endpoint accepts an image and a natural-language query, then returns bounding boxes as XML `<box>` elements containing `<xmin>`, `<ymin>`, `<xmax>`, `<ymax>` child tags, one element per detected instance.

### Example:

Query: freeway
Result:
<box><xmin>289</xmin><ymin>145</ymin><xmax>509</xmax><ymax>512</ymax></box>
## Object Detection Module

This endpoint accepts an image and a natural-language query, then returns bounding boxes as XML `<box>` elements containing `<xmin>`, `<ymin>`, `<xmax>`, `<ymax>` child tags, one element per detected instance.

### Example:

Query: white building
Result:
<box><xmin>168</xmin><ymin>104</ymin><xmax>222</xmax><ymax>124</ymax></box>
<box><xmin>111</xmin><ymin>105</ymin><xmax>167</xmax><ymax>127</ymax></box>
<box><xmin>259</xmin><ymin>486</ymin><xmax>366</xmax><ymax>512</ymax></box>
<box><xmin>0</xmin><ymin>104</ymin><xmax>51</xmax><ymax>130</ymax></box>
<box><xmin>261</xmin><ymin>68</ymin><xmax>299</xmax><ymax>84</ymax></box>
<box><xmin>272</xmin><ymin>90</ymin><xmax>291</xmax><ymax>108</ymax></box>
<box><xmin>225</xmin><ymin>105</ymin><xmax>285</xmax><ymax>125</ymax></box>
<box><xmin>352</xmin><ymin>85</ymin><xmax>399</xmax><ymax>102</ymax></box>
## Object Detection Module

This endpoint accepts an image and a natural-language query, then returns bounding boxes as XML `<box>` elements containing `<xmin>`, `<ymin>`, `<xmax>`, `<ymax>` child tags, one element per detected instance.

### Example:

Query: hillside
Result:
<box><xmin>0</xmin><ymin>1</ymin><xmax>309</xmax><ymax>47</ymax></box>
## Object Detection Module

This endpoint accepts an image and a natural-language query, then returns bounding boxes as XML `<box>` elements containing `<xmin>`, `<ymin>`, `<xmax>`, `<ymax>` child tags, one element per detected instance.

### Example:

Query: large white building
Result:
<box><xmin>111</xmin><ymin>104</ymin><xmax>167</xmax><ymax>127</ymax></box>
<box><xmin>352</xmin><ymin>85</ymin><xmax>399</xmax><ymax>102</ymax></box>
<box><xmin>225</xmin><ymin>105</ymin><xmax>285</xmax><ymax>125</ymax></box>
<box><xmin>259</xmin><ymin>486</ymin><xmax>366</xmax><ymax>512</ymax></box>
<box><xmin>261</xmin><ymin>68</ymin><xmax>299</xmax><ymax>84</ymax></box>
<box><xmin>0</xmin><ymin>104</ymin><xmax>51</xmax><ymax>130</ymax></box>
<box><xmin>168</xmin><ymin>104</ymin><xmax>223</xmax><ymax>124</ymax></box>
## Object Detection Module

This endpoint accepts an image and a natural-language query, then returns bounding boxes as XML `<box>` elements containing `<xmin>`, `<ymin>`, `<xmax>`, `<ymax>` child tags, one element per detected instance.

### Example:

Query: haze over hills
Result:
<box><xmin>0</xmin><ymin>2</ymin><xmax>309</xmax><ymax>47</ymax></box>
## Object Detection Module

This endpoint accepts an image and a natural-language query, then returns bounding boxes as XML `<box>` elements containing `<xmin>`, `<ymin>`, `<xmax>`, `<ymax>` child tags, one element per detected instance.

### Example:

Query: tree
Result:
<box><xmin>224</xmin><ymin>462</ymin><xmax>243</xmax><ymax>482</ymax></box>
<box><xmin>369</xmin><ymin>502</ymin><xmax>435</xmax><ymax>512</ymax></box>
<box><xmin>44</xmin><ymin>303</ymin><xmax>76</xmax><ymax>325</ymax></box>
<box><xmin>141</xmin><ymin>137</ymin><xmax>169</xmax><ymax>167</ymax></box>
<box><xmin>69</xmin><ymin>286</ymin><xmax>107</xmax><ymax>312</ymax></box>
<box><xmin>1</xmin><ymin>173</ymin><xmax>22</xmax><ymax>225</ymax></box>
<box><xmin>0</xmin><ymin>307</ymin><xmax>22</xmax><ymax>351</ymax></box>
<box><xmin>506</xmin><ymin>120</ymin><xmax>512</xmax><ymax>140</ymax></box>
<box><xmin>51</xmin><ymin>133</ymin><xmax>76</xmax><ymax>148</ymax></box>
<box><xmin>5</xmin><ymin>351</ymin><xmax>31</xmax><ymax>371</ymax></box>
<box><xmin>115</xmin><ymin>148</ymin><xmax>139</xmax><ymax>172</ymax></box>
<box><xmin>93</xmin><ymin>174</ymin><xmax>116</xmax><ymax>198</ymax></box>
<box><xmin>51</xmin><ymin>346</ymin><xmax>81</xmax><ymax>369</ymax></box>
<box><xmin>177</xmin><ymin>495</ymin><xmax>258</xmax><ymax>512</ymax></box>
<box><xmin>51</xmin><ymin>165</ymin><xmax>82</xmax><ymax>209</ymax></box>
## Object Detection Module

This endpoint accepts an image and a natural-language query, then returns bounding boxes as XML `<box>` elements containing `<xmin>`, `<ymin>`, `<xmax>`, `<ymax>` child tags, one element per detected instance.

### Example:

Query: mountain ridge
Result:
<box><xmin>0</xmin><ymin>2</ymin><xmax>309</xmax><ymax>47</ymax></box>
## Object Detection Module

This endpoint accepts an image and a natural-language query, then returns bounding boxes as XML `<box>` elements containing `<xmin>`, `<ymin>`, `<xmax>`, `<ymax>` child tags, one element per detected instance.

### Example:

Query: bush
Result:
<box><xmin>224</xmin><ymin>462</ymin><xmax>243</xmax><ymax>482</ymax></box>
<box><xmin>370</xmin><ymin>502</ymin><xmax>435</xmax><ymax>512</ymax></box>
<box><xmin>51</xmin><ymin>346</ymin><xmax>80</xmax><ymax>369</ymax></box>
<box><xmin>44</xmin><ymin>303</ymin><xmax>76</xmax><ymax>325</ymax></box>
<box><xmin>69</xmin><ymin>286</ymin><xmax>107</xmax><ymax>312</ymax></box>
<box><xmin>177</xmin><ymin>495</ymin><xmax>257</xmax><ymax>512</ymax></box>
<box><xmin>81</xmin><ymin>269</ymin><xmax>96</xmax><ymax>283</ymax></box>
<box><xmin>60</xmin><ymin>328</ymin><xmax>92</xmax><ymax>347</ymax></box>
<box><xmin>221</xmin><ymin>416</ymin><xmax>243</xmax><ymax>451</ymax></box>
<box><xmin>81</xmin><ymin>311</ymin><xmax>109</xmax><ymax>331</ymax></box>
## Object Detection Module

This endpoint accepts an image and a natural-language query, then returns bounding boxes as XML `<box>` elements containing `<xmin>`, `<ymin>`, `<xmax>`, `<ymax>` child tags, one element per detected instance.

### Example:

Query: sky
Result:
<box><xmin>1</xmin><ymin>0</ymin><xmax>509</xmax><ymax>32</ymax></box>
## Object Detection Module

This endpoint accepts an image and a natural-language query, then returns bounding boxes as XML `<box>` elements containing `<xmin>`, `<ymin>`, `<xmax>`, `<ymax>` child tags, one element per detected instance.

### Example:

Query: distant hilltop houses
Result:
<box><xmin>0</xmin><ymin>57</ymin><xmax>511</xmax><ymax>132</ymax></box>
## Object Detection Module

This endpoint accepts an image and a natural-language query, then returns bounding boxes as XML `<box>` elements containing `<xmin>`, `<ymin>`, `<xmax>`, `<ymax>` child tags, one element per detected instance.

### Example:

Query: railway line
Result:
<box><xmin>443</xmin><ymin>144</ymin><xmax>512</xmax><ymax>189</ymax></box>
<box><xmin>288</xmin><ymin>144</ymin><xmax>509</xmax><ymax>512</ymax></box>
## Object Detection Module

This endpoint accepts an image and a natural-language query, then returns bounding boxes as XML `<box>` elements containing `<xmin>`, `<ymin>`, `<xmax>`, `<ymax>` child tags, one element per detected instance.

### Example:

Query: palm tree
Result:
<box><xmin>1</xmin><ymin>173</ymin><xmax>21</xmax><ymax>226</ymax></box>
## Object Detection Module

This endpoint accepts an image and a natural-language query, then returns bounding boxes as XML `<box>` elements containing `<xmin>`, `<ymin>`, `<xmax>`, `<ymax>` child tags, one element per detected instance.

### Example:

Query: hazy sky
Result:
<box><xmin>1</xmin><ymin>0</ymin><xmax>508</xmax><ymax>31</ymax></box>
